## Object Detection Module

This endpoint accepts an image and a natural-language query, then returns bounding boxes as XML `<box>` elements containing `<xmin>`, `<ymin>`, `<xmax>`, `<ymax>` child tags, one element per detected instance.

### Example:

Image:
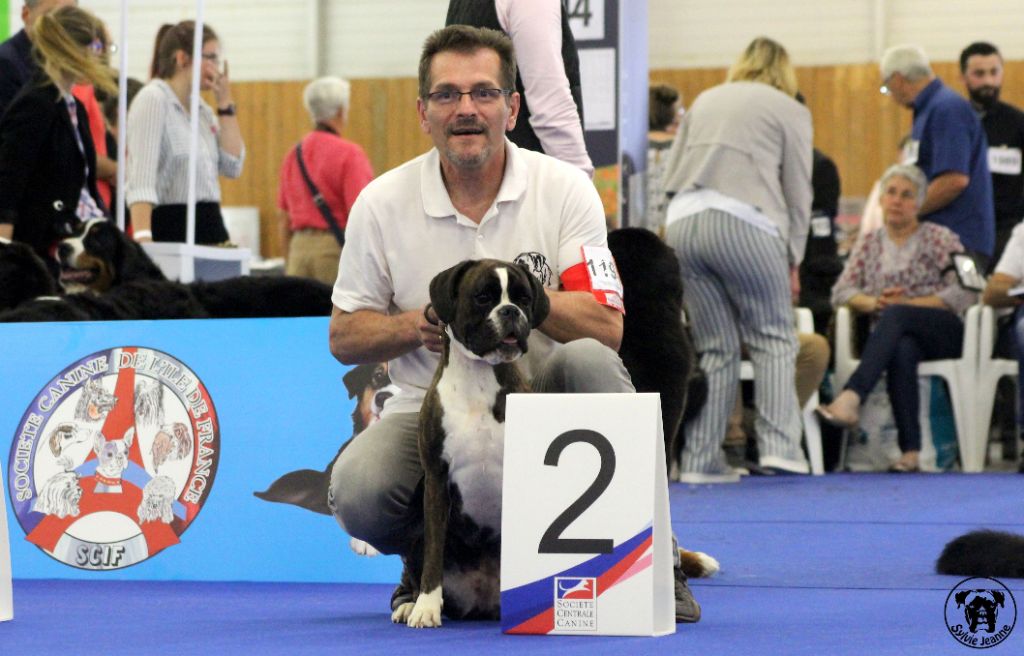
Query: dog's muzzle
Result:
<box><xmin>491</xmin><ymin>305</ymin><xmax>530</xmax><ymax>360</ymax></box>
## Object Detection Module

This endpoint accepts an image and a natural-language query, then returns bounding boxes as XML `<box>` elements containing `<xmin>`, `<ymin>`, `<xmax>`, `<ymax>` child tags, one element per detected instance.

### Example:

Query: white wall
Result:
<box><xmin>650</xmin><ymin>0</ymin><xmax>1024</xmax><ymax>69</ymax></box>
<box><xmin>7</xmin><ymin>1</ymin><xmax>1024</xmax><ymax>81</ymax></box>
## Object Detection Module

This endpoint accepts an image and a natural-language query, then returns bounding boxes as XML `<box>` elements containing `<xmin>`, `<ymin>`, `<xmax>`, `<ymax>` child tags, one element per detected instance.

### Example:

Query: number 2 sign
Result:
<box><xmin>500</xmin><ymin>393</ymin><xmax>674</xmax><ymax>636</ymax></box>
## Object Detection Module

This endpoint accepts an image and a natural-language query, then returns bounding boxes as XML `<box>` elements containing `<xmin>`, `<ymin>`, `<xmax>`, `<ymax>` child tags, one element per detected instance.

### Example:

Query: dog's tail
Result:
<box><xmin>679</xmin><ymin>547</ymin><xmax>720</xmax><ymax>578</ymax></box>
<box><xmin>936</xmin><ymin>530</ymin><xmax>1024</xmax><ymax>578</ymax></box>
<box><xmin>253</xmin><ymin>469</ymin><xmax>332</xmax><ymax>515</ymax></box>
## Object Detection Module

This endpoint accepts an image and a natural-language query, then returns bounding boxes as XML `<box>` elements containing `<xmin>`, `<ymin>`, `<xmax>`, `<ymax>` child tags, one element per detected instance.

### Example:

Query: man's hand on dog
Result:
<box><xmin>418</xmin><ymin>303</ymin><xmax>444</xmax><ymax>353</ymax></box>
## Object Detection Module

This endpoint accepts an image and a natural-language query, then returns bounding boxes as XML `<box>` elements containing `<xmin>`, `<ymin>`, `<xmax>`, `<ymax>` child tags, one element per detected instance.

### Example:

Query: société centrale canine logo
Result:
<box><xmin>7</xmin><ymin>347</ymin><xmax>219</xmax><ymax>570</ymax></box>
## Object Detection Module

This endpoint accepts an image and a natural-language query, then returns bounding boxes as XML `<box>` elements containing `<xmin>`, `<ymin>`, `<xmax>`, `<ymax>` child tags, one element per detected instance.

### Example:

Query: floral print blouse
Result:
<box><xmin>830</xmin><ymin>222</ymin><xmax>977</xmax><ymax>315</ymax></box>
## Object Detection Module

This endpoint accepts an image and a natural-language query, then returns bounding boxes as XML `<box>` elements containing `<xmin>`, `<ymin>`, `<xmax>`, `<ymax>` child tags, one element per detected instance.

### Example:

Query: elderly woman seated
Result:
<box><xmin>817</xmin><ymin>164</ymin><xmax>977</xmax><ymax>472</ymax></box>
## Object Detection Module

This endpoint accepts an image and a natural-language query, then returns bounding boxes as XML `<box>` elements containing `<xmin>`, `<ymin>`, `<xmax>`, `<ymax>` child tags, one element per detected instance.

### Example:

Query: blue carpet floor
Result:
<box><xmin>2</xmin><ymin>473</ymin><xmax>1022</xmax><ymax>655</ymax></box>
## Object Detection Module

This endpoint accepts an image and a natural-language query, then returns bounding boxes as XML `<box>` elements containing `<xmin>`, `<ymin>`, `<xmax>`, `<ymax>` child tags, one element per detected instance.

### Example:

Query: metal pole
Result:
<box><xmin>185</xmin><ymin>0</ymin><xmax>206</xmax><ymax>246</ymax></box>
<box><xmin>115</xmin><ymin>0</ymin><xmax>128</xmax><ymax>231</ymax></box>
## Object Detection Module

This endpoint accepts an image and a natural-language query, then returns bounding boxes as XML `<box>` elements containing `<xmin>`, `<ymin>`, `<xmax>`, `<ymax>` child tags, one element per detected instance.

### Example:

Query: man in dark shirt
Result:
<box><xmin>960</xmin><ymin>41</ymin><xmax>1024</xmax><ymax>268</ymax></box>
<box><xmin>0</xmin><ymin>0</ymin><xmax>76</xmax><ymax>116</ymax></box>
<box><xmin>881</xmin><ymin>44</ymin><xmax>995</xmax><ymax>261</ymax></box>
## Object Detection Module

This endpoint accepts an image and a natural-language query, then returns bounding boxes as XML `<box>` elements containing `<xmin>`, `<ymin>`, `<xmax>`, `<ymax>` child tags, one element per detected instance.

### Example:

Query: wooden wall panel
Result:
<box><xmin>219</xmin><ymin>79</ymin><xmax>430</xmax><ymax>258</ymax></box>
<box><xmin>651</xmin><ymin>61</ymin><xmax>1024</xmax><ymax>206</ymax></box>
<box><xmin>221</xmin><ymin>61</ymin><xmax>1024</xmax><ymax>257</ymax></box>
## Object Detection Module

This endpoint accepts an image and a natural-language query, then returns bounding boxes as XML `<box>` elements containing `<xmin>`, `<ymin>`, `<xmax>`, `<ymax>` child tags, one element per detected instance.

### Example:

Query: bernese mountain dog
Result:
<box><xmin>0</xmin><ymin>218</ymin><xmax>333</xmax><ymax>321</ymax></box>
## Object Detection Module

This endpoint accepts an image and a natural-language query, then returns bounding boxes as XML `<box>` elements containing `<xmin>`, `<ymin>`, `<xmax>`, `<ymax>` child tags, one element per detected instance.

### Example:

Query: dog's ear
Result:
<box><xmin>342</xmin><ymin>364</ymin><xmax>375</xmax><ymax>400</ymax></box>
<box><xmin>515</xmin><ymin>263</ymin><xmax>550</xmax><ymax>328</ymax></box>
<box><xmin>429</xmin><ymin>260</ymin><xmax>477</xmax><ymax>324</ymax></box>
<box><xmin>109</xmin><ymin>223</ymin><xmax>166</xmax><ymax>283</ymax></box>
<box><xmin>992</xmin><ymin>591</ymin><xmax>1005</xmax><ymax>607</ymax></box>
<box><xmin>955</xmin><ymin>590</ymin><xmax>970</xmax><ymax>606</ymax></box>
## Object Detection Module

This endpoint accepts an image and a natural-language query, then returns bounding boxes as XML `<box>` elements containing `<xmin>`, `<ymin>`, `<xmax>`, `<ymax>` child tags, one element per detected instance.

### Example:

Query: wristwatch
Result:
<box><xmin>217</xmin><ymin>103</ymin><xmax>236</xmax><ymax>117</ymax></box>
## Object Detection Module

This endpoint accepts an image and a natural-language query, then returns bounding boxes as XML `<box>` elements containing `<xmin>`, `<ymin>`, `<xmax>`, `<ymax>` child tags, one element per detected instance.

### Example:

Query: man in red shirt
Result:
<box><xmin>277</xmin><ymin>76</ymin><xmax>374</xmax><ymax>284</ymax></box>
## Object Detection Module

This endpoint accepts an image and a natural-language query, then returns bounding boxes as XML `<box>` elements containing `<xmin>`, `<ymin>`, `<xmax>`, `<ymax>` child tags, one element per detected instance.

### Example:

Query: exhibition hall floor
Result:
<box><xmin>2</xmin><ymin>473</ymin><xmax>1022</xmax><ymax>655</ymax></box>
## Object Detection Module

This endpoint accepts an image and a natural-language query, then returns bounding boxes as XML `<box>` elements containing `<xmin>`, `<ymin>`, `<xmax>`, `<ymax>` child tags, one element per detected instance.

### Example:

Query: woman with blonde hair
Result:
<box><xmin>726</xmin><ymin>36</ymin><xmax>799</xmax><ymax>96</ymax></box>
<box><xmin>660</xmin><ymin>36</ymin><xmax>813</xmax><ymax>482</ymax></box>
<box><xmin>126</xmin><ymin>21</ymin><xmax>244</xmax><ymax>245</ymax></box>
<box><xmin>0</xmin><ymin>5</ymin><xmax>115</xmax><ymax>272</ymax></box>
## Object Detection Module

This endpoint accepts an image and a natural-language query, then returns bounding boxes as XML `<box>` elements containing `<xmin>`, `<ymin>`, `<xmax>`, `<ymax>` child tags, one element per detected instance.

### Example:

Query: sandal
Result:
<box><xmin>888</xmin><ymin>452</ymin><xmax>920</xmax><ymax>473</ymax></box>
<box><xmin>815</xmin><ymin>405</ymin><xmax>858</xmax><ymax>429</ymax></box>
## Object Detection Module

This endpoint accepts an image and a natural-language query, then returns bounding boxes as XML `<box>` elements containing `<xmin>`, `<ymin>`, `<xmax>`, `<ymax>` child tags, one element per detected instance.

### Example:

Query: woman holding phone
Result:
<box><xmin>126</xmin><ymin>21</ymin><xmax>244</xmax><ymax>245</ymax></box>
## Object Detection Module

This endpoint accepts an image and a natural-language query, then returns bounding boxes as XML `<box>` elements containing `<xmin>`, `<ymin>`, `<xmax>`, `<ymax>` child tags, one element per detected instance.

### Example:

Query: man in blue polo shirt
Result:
<box><xmin>880</xmin><ymin>44</ymin><xmax>995</xmax><ymax>261</ymax></box>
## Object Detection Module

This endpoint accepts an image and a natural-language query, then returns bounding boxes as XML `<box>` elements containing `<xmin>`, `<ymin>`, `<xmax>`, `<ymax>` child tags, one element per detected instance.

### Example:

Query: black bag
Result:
<box><xmin>295</xmin><ymin>142</ymin><xmax>345</xmax><ymax>248</ymax></box>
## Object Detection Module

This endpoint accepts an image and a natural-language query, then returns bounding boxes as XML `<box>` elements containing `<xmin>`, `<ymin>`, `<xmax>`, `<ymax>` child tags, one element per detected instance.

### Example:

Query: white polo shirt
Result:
<box><xmin>332</xmin><ymin>138</ymin><xmax>607</xmax><ymax>415</ymax></box>
<box><xmin>995</xmin><ymin>222</ymin><xmax>1024</xmax><ymax>280</ymax></box>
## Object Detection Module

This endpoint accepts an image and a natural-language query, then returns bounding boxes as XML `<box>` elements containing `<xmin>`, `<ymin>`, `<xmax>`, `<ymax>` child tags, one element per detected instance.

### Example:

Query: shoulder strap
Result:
<box><xmin>295</xmin><ymin>142</ymin><xmax>345</xmax><ymax>247</ymax></box>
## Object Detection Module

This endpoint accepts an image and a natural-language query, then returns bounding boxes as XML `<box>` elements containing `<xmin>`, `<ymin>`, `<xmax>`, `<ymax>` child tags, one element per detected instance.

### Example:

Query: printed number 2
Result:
<box><xmin>538</xmin><ymin>429</ymin><xmax>616</xmax><ymax>554</ymax></box>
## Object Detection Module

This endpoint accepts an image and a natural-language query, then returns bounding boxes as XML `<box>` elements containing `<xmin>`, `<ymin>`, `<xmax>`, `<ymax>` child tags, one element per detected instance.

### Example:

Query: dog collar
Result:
<box><xmin>95</xmin><ymin>472</ymin><xmax>123</xmax><ymax>487</ymax></box>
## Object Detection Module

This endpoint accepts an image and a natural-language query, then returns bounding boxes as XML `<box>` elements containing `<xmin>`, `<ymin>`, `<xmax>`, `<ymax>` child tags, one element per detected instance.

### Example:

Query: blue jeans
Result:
<box><xmin>845</xmin><ymin>305</ymin><xmax>963</xmax><ymax>453</ymax></box>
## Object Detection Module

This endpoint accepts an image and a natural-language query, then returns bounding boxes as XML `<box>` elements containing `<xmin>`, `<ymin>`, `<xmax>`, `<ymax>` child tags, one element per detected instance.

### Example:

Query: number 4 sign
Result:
<box><xmin>500</xmin><ymin>393</ymin><xmax>674</xmax><ymax>636</ymax></box>
<box><xmin>1</xmin><ymin>459</ymin><xmax>13</xmax><ymax>621</ymax></box>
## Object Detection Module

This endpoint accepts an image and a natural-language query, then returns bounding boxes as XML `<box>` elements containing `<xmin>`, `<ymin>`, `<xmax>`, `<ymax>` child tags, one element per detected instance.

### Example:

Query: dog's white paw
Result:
<box><xmin>406</xmin><ymin>588</ymin><xmax>443</xmax><ymax>628</ymax></box>
<box><xmin>349</xmin><ymin>538</ymin><xmax>380</xmax><ymax>557</ymax></box>
<box><xmin>391</xmin><ymin>602</ymin><xmax>415</xmax><ymax>624</ymax></box>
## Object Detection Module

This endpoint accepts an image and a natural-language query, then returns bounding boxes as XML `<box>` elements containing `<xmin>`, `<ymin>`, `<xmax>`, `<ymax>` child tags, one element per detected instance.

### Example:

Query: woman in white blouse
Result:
<box><xmin>126</xmin><ymin>21</ymin><xmax>244</xmax><ymax>244</ymax></box>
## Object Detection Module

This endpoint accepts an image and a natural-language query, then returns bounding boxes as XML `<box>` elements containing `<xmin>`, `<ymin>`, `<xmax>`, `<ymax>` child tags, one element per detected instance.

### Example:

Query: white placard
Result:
<box><xmin>1</xmin><ymin>458</ymin><xmax>13</xmax><ymax>621</ymax></box>
<box><xmin>988</xmin><ymin>147</ymin><xmax>1023</xmax><ymax>176</ymax></box>
<box><xmin>500</xmin><ymin>393</ymin><xmax>674</xmax><ymax>636</ymax></box>
<box><xmin>901</xmin><ymin>139</ymin><xmax>920</xmax><ymax>165</ymax></box>
<box><xmin>567</xmin><ymin>0</ymin><xmax>606</xmax><ymax>42</ymax></box>
<box><xmin>578</xmin><ymin>48</ymin><xmax>617</xmax><ymax>131</ymax></box>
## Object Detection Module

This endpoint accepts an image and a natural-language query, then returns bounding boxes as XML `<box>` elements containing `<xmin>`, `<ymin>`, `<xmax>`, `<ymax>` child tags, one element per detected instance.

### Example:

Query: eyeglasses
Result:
<box><xmin>426</xmin><ymin>88</ymin><xmax>511</xmax><ymax>106</ymax></box>
<box><xmin>88</xmin><ymin>40</ymin><xmax>117</xmax><ymax>55</ymax></box>
<box><xmin>880</xmin><ymin>74</ymin><xmax>893</xmax><ymax>96</ymax></box>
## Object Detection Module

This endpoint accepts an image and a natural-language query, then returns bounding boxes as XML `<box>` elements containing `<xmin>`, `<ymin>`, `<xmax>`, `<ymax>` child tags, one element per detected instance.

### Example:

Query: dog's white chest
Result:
<box><xmin>438</xmin><ymin>361</ymin><xmax>504</xmax><ymax>532</ymax></box>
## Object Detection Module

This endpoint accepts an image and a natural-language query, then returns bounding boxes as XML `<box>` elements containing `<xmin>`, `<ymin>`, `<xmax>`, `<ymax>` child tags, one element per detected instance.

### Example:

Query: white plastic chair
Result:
<box><xmin>973</xmin><ymin>305</ymin><xmax>1019</xmax><ymax>468</ymax></box>
<box><xmin>833</xmin><ymin>304</ymin><xmax>982</xmax><ymax>472</ymax></box>
<box><xmin>739</xmin><ymin>307</ymin><xmax>825</xmax><ymax>475</ymax></box>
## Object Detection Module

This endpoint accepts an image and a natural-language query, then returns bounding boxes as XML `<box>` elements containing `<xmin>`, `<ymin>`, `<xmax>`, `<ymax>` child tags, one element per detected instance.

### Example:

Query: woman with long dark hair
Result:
<box><xmin>126</xmin><ymin>21</ymin><xmax>244</xmax><ymax>245</ymax></box>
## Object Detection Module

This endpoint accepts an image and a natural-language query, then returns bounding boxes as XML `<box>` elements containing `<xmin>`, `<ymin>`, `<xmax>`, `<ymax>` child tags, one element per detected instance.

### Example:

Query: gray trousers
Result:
<box><xmin>667</xmin><ymin>209</ymin><xmax>807</xmax><ymax>474</ymax></box>
<box><xmin>329</xmin><ymin>338</ymin><xmax>635</xmax><ymax>555</ymax></box>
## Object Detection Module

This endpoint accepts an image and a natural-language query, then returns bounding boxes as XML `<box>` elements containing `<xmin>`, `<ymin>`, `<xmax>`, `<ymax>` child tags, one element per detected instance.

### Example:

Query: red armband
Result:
<box><xmin>560</xmin><ymin>246</ymin><xmax>625</xmax><ymax>313</ymax></box>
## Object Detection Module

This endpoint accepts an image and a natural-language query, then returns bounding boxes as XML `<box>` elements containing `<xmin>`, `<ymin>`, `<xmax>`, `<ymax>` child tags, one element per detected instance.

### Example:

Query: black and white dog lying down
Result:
<box><xmin>395</xmin><ymin>259</ymin><xmax>549</xmax><ymax>627</ymax></box>
<box><xmin>0</xmin><ymin>218</ymin><xmax>333</xmax><ymax>321</ymax></box>
<box><xmin>937</xmin><ymin>530</ymin><xmax>1024</xmax><ymax>579</ymax></box>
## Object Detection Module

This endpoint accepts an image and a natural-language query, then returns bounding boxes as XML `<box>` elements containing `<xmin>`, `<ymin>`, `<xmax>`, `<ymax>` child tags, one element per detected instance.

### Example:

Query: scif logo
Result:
<box><xmin>553</xmin><ymin>577</ymin><xmax>597</xmax><ymax>631</ymax></box>
<box><xmin>945</xmin><ymin>577</ymin><xmax>1017</xmax><ymax>649</ymax></box>
<box><xmin>7</xmin><ymin>347</ymin><xmax>219</xmax><ymax>570</ymax></box>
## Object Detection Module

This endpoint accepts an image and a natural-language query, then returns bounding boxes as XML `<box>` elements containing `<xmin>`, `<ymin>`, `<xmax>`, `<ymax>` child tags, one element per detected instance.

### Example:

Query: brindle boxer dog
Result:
<box><xmin>394</xmin><ymin>259</ymin><xmax>548</xmax><ymax>628</ymax></box>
